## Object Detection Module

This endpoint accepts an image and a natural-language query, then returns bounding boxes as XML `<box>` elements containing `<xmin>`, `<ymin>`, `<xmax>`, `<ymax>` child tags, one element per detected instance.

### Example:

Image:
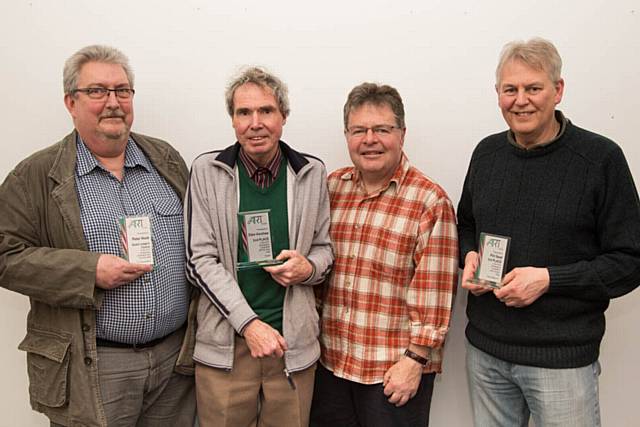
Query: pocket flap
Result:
<box><xmin>18</xmin><ymin>328</ymin><xmax>72</xmax><ymax>363</ymax></box>
<box><xmin>153</xmin><ymin>197</ymin><xmax>182</xmax><ymax>216</ymax></box>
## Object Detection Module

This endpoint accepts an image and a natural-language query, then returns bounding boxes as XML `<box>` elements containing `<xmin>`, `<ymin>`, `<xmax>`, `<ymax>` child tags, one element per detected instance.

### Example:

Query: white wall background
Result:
<box><xmin>1</xmin><ymin>1</ymin><xmax>639</xmax><ymax>425</ymax></box>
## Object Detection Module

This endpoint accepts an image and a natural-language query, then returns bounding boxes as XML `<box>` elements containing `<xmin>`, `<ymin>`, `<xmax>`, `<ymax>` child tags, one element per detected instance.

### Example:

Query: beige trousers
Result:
<box><xmin>196</xmin><ymin>335</ymin><xmax>316</xmax><ymax>427</ymax></box>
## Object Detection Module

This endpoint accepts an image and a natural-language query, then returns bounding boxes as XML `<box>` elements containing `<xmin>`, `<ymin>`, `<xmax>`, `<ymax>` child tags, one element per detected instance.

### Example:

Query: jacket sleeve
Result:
<box><xmin>547</xmin><ymin>145</ymin><xmax>640</xmax><ymax>300</ymax></box>
<box><xmin>301</xmin><ymin>162</ymin><xmax>333</xmax><ymax>285</ymax></box>
<box><xmin>184</xmin><ymin>157</ymin><xmax>258</xmax><ymax>333</ymax></box>
<box><xmin>0</xmin><ymin>169</ymin><xmax>101</xmax><ymax>308</ymax></box>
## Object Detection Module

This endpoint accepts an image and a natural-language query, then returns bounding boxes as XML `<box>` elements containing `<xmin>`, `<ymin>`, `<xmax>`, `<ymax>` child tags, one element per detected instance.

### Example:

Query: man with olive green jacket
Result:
<box><xmin>0</xmin><ymin>45</ymin><xmax>196</xmax><ymax>427</ymax></box>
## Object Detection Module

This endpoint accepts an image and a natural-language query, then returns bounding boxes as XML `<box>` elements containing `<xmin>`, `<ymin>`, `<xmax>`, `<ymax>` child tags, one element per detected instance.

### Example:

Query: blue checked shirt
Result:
<box><xmin>75</xmin><ymin>137</ymin><xmax>189</xmax><ymax>344</ymax></box>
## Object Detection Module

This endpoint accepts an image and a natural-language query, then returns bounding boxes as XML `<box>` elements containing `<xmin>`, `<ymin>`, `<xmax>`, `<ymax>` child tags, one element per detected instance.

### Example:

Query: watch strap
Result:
<box><xmin>404</xmin><ymin>349</ymin><xmax>428</xmax><ymax>366</ymax></box>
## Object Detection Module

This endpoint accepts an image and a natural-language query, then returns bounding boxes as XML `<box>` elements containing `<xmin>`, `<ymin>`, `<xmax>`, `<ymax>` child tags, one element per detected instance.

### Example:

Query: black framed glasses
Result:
<box><xmin>72</xmin><ymin>87</ymin><xmax>135</xmax><ymax>100</ymax></box>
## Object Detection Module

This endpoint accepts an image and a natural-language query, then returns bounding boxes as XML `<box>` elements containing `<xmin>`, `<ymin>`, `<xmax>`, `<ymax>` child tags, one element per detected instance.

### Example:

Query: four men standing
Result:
<box><xmin>0</xmin><ymin>39</ymin><xmax>638</xmax><ymax>427</ymax></box>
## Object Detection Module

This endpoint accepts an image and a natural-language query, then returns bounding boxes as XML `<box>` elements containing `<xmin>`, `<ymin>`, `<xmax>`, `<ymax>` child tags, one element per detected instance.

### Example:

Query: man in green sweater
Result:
<box><xmin>458</xmin><ymin>38</ymin><xmax>640</xmax><ymax>427</ymax></box>
<box><xmin>185</xmin><ymin>67</ymin><xmax>333</xmax><ymax>426</ymax></box>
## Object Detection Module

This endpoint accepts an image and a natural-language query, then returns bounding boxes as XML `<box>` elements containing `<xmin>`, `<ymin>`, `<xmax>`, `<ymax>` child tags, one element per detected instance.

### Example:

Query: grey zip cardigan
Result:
<box><xmin>185</xmin><ymin>141</ymin><xmax>333</xmax><ymax>372</ymax></box>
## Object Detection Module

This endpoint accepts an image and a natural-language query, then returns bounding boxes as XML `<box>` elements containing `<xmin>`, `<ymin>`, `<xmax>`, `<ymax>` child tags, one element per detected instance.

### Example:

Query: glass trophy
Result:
<box><xmin>470</xmin><ymin>232</ymin><xmax>511</xmax><ymax>288</ymax></box>
<box><xmin>237</xmin><ymin>209</ymin><xmax>284</xmax><ymax>271</ymax></box>
<box><xmin>118</xmin><ymin>215</ymin><xmax>154</xmax><ymax>265</ymax></box>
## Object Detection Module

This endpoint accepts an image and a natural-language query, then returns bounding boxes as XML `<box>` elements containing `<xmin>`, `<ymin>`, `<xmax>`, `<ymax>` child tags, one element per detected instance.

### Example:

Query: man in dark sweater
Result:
<box><xmin>457</xmin><ymin>37</ymin><xmax>640</xmax><ymax>427</ymax></box>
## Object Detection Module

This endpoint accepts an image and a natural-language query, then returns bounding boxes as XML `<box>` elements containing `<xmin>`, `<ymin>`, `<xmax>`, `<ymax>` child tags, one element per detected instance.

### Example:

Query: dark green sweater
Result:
<box><xmin>457</xmin><ymin>112</ymin><xmax>640</xmax><ymax>368</ymax></box>
<box><xmin>237</xmin><ymin>159</ymin><xmax>289</xmax><ymax>333</ymax></box>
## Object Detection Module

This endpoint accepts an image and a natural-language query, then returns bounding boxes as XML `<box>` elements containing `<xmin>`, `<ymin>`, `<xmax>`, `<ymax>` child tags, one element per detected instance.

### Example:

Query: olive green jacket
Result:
<box><xmin>0</xmin><ymin>131</ymin><xmax>197</xmax><ymax>427</ymax></box>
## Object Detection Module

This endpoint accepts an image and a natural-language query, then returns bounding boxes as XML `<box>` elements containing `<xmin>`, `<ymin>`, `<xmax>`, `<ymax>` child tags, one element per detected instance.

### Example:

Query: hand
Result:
<box><xmin>461</xmin><ymin>251</ymin><xmax>492</xmax><ymax>296</ymax></box>
<box><xmin>243</xmin><ymin>319</ymin><xmax>288</xmax><ymax>358</ymax></box>
<box><xmin>382</xmin><ymin>356</ymin><xmax>424</xmax><ymax>407</ymax></box>
<box><xmin>494</xmin><ymin>267</ymin><xmax>550</xmax><ymax>307</ymax></box>
<box><xmin>263</xmin><ymin>250</ymin><xmax>313</xmax><ymax>287</ymax></box>
<box><xmin>95</xmin><ymin>254</ymin><xmax>152</xmax><ymax>290</ymax></box>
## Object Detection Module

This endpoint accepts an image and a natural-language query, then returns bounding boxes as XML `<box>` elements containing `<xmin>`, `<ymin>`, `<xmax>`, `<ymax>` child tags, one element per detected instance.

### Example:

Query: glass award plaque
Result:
<box><xmin>470</xmin><ymin>232</ymin><xmax>511</xmax><ymax>288</ymax></box>
<box><xmin>237</xmin><ymin>209</ymin><xmax>284</xmax><ymax>271</ymax></box>
<box><xmin>118</xmin><ymin>215</ymin><xmax>154</xmax><ymax>265</ymax></box>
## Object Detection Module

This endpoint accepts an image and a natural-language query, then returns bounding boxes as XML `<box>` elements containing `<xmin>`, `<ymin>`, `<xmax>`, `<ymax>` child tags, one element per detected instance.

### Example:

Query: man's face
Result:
<box><xmin>346</xmin><ymin>103</ymin><xmax>405</xmax><ymax>187</ymax></box>
<box><xmin>64</xmin><ymin>61</ymin><xmax>134</xmax><ymax>150</ymax></box>
<box><xmin>497</xmin><ymin>59</ymin><xmax>564</xmax><ymax>147</ymax></box>
<box><xmin>232</xmin><ymin>83</ymin><xmax>286</xmax><ymax>166</ymax></box>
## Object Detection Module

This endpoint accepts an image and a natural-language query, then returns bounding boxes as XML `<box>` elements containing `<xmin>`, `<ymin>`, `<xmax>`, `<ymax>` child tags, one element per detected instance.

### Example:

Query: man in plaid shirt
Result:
<box><xmin>311</xmin><ymin>83</ymin><xmax>459</xmax><ymax>426</ymax></box>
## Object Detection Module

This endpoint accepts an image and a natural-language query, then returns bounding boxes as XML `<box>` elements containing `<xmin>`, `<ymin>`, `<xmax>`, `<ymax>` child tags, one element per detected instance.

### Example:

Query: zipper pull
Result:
<box><xmin>284</xmin><ymin>368</ymin><xmax>296</xmax><ymax>390</ymax></box>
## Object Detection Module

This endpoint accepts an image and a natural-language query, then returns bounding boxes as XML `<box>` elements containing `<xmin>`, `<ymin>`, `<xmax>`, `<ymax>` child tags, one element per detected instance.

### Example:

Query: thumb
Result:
<box><xmin>277</xmin><ymin>334</ymin><xmax>289</xmax><ymax>351</ymax></box>
<box><xmin>275</xmin><ymin>250</ymin><xmax>295</xmax><ymax>261</ymax></box>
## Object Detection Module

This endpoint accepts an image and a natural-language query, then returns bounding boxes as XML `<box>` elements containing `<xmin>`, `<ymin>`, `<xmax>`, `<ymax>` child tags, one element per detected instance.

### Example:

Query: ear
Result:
<box><xmin>399</xmin><ymin>128</ymin><xmax>406</xmax><ymax>147</ymax></box>
<box><xmin>64</xmin><ymin>93</ymin><xmax>76</xmax><ymax>117</ymax></box>
<box><xmin>554</xmin><ymin>78</ymin><xmax>565</xmax><ymax>105</ymax></box>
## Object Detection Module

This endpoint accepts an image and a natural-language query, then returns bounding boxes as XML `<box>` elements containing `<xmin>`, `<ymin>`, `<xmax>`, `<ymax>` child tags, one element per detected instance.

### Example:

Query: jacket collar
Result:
<box><xmin>48</xmin><ymin>130</ymin><xmax>185</xmax><ymax>197</ymax></box>
<box><xmin>215</xmin><ymin>140</ymin><xmax>311</xmax><ymax>175</ymax></box>
<box><xmin>48</xmin><ymin>130</ymin><xmax>80</xmax><ymax>186</ymax></box>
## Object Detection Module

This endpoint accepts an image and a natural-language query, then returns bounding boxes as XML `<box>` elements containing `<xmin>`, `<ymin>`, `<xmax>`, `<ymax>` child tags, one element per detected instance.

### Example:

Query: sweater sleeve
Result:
<box><xmin>457</xmin><ymin>153</ymin><xmax>478</xmax><ymax>267</ymax></box>
<box><xmin>547</xmin><ymin>145</ymin><xmax>640</xmax><ymax>300</ymax></box>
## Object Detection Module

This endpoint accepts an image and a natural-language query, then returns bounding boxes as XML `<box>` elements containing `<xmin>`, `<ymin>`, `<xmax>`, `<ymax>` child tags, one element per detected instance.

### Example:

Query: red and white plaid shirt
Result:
<box><xmin>319</xmin><ymin>155</ymin><xmax>458</xmax><ymax>384</ymax></box>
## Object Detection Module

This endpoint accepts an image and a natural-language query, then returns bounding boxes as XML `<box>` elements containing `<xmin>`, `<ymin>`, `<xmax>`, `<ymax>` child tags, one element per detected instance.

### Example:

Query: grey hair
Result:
<box><xmin>63</xmin><ymin>45</ymin><xmax>134</xmax><ymax>95</ymax></box>
<box><xmin>225</xmin><ymin>66</ymin><xmax>290</xmax><ymax>118</ymax></box>
<box><xmin>496</xmin><ymin>37</ymin><xmax>562</xmax><ymax>85</ymax></box>
<box><xmin>343</xmin><ymin>82</ymin><xmax>405</xmax><ymax>129</ymax></box>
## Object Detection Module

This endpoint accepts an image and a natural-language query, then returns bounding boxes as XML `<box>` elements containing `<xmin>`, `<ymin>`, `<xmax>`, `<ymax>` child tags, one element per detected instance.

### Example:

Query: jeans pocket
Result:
<box><xmin>18</xmin><ymin>327</ymin><xmax>72</xmax><ymax>408</ymax></box>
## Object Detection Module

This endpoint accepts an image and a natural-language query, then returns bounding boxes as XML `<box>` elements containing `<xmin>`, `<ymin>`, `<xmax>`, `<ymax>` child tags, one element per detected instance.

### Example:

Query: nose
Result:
<box><xmin>515</xmin><ymin>89</ymin><xmax>529</xmax><ymax>106</ymax></box>
<box><xmin>105</xmin><ymin>90</ymin><xmax>120</xmax><ymax>108</ymax></box>
<box><xmin>250</xmin><ymin>111</ymin><xmax>263</xmax><ymax>129</ymax></box>
<box><xmin>364</xmin><ymin>128</ymin><xmax>378</xmax><ymax>144</ymax></box>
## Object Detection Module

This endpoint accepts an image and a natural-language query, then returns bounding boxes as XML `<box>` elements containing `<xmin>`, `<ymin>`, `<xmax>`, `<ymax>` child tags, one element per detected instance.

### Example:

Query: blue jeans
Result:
<box><xmin>466</xmin><ymin>341</ymin><xmax>601</xmax><ymax>427</ymax></box>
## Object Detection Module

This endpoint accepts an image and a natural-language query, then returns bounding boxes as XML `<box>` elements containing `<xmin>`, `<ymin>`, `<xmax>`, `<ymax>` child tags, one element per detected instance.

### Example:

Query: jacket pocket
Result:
<box><xmin>18</xmin><ymin>328</ymin><xmax>72</xmax><ymax>408</ymax></box>
<box><xmin>196</xmin><ymin>295</ymin><xmax>233</xmax><ymax>349</ymax></box>
<box><xmin>286</xmin><ymin>286</ymin><xmax>320</xmax><ymax>346</ymax></box>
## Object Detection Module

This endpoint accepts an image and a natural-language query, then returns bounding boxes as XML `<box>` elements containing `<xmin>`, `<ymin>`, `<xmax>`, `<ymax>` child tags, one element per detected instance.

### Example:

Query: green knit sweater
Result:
<box><xmin>237</xmin><ymin>158</ymin><xmax>289</xmax><ymax>333</ymax></box>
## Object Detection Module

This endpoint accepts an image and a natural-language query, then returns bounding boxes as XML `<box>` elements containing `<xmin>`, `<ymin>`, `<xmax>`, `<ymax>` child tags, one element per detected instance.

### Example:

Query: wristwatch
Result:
<box><xmin>404</xmin><ymin>349</ymin><xmax>428</xmax><ymax>366</ymax></box>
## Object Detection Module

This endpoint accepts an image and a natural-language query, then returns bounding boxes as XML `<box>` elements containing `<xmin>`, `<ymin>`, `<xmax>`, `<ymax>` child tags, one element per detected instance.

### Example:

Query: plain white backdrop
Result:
<box><xmin>1</xmin><ymin>1</ymin><xmax>638</xmax><ymax>425</ymax></box>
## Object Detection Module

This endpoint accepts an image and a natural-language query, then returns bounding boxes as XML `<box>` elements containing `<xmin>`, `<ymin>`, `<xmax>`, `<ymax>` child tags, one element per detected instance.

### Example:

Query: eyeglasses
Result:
<box><xmin>72</xmin><ymin>87</ymin><xmax>135</xmax><ymax>100</ymax></box>
<box><xmin>346</xmin><ymin>125</ymin><xmax>401</xmax><ymax>138</ymax></box>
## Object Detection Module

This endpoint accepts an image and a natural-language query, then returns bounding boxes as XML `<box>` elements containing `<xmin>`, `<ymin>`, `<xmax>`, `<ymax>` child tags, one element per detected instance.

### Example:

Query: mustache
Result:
<box><xmin>99</xmin><ymin>111</ymin><xmax>125</xmax><ymax>120</ymax></box>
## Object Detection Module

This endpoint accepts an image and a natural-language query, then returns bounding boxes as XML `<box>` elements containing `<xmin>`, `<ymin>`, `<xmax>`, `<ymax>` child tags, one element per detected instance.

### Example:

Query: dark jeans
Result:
<box><xmin>310</xmin><ymin>363</ymin><xmax>435</xmax><ymax>427</ymax></box>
